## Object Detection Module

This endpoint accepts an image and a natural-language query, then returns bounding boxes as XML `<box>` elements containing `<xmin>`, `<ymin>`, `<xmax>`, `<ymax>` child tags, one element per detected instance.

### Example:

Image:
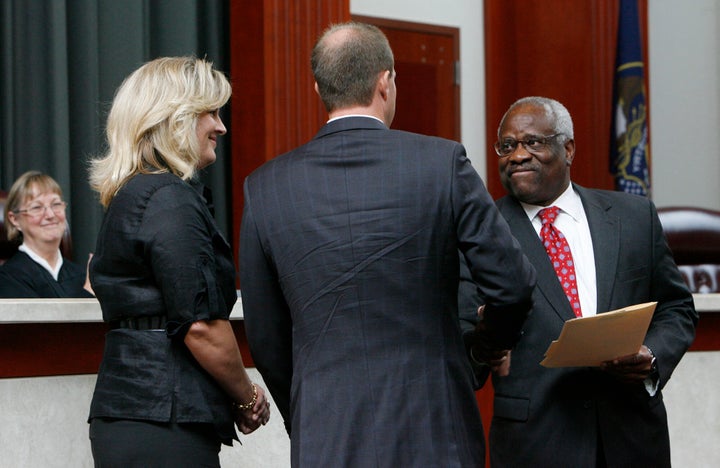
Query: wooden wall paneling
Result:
<box><xmin>484</xmin><ymin>0</ymin><xmax>647</xmax><ymax>200</ymax></box>
<box><xmin>229</xmin><ymin>0</ymin><xmax>350</xmax><ymax>268</ymax></box>
<box><xmin>0</xmin><ymin>323</ymin><xmax>106</xmax><ymax>377</ymax></box>
<box><xmin>0</xmin><ymin>321</ymin><xmax>253</xmax><ymax>378</ymax></box>
<box><xmin>690</xmin><ymin>312</ymin><xmax>720</xmax><ymax>351</ymax></box>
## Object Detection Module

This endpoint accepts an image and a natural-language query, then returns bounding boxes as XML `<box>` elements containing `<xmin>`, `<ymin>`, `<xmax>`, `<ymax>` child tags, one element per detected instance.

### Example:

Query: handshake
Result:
<box><xmin>467</xmin><ymin>305</ymin><xmax>512</xmax><ymax>377</ymax></box>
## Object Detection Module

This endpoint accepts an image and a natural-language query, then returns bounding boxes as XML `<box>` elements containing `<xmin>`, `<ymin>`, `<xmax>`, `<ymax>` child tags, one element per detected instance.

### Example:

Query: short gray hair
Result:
<box><xmin>498</xmin><ymin>96</ymin><xmax>574</xmax><ymax>142</ymax></box>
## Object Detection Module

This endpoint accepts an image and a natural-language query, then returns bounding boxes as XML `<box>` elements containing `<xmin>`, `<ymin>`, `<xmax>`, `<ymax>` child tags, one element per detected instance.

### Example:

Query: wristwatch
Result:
<box><xmin>647</xmin><ymin>347</ymin><xmax>659</xmax><ymax>375</ymax></box>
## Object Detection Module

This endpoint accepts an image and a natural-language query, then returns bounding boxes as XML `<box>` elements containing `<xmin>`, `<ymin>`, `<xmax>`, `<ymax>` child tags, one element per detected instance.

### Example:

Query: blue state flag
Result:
<box><xmin>611</xmin><ymin>0</ymin><xmax>650</xmax><ymax>196</ymax></box>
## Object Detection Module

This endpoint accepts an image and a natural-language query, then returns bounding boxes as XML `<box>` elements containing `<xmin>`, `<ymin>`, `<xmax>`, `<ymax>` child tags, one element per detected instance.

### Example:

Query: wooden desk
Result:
<box><xmin>687</xmin><ymin>294</ymin><xmax>720</xmax><ymax>350</ymax></box>
<box><xmin>0</xmin><ymin>298</ymin><xmax>251</xmax><ymax>378</ymax></box>
<box><xmin>2</xmin><ymin>295</ymin><xmax>718</xmax><ymax>378</ymax></box>
<box><xmin>2</xmin><ymin>295</ymin><xmax>715</xmax><ymax>468</ymax></box>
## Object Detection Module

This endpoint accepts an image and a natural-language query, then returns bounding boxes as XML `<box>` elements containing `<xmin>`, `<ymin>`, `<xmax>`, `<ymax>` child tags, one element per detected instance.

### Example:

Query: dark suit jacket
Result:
<box><xmin>460</xmin><ymin>184</ymin><xmax>697</xmax><ymax>468</ymax></box>
<box><xmin>240</xmin><ymin>116</ymin><xmax>535</xmax><ymax>467</ymax></box>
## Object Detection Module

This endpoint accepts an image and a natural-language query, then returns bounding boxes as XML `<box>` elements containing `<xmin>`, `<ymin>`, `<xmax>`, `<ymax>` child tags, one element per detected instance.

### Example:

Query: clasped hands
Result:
<box><xmin>233</xmin><ymin>384</ymin><xmax>271</xmax><ymax>434</ymax></box>
<box><xmin>469</xmin><ymin>305</ymin><xmax>511</xmax><ymax>376</ymax></box>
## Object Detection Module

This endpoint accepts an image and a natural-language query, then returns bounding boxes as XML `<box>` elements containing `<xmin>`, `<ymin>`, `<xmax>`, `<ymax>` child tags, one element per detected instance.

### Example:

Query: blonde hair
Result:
<box><xmin>89</xmin><ymin>56</ymin><xmax>232</xmax><ymax>207</ymax></box>
<box><xmin>4</xmin><ymin>171</ymin><xmax>63</xmax><ymax>241</ymax></box>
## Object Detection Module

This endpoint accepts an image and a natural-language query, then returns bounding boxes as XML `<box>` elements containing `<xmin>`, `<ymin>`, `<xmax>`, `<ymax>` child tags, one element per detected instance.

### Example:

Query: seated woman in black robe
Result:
<box><xmin>0</xmin><ymin>171</ymin><xmax>93</xmax><ymax>298</ymax></box>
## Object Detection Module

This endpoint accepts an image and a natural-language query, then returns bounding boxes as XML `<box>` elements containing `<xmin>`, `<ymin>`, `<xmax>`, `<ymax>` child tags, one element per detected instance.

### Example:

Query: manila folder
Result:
<box><xmin>540</xmin><ymin>301</ymin><xmax>657</xmax><ymax>368</ymax></box>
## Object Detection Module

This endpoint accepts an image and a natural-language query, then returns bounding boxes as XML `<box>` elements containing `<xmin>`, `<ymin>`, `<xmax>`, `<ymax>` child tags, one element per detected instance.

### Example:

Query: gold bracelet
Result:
<box><xmin>233</xmin><ymin>383</ymin><xmax>257</xmax><ymax>411</ymax></box>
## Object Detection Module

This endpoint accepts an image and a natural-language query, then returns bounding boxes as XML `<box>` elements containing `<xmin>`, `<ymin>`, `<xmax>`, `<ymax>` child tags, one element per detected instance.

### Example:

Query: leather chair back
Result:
<box><xmin>658</xmin><ymin>206</ymin><xmax>720</xmax><ymax>293</ymax></box>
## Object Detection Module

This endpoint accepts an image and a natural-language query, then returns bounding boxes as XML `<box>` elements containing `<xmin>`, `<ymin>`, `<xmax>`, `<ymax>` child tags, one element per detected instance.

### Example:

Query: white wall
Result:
<box><xmin>649</xmin><ymin>0</ymin><xmax>720</xmax><ymax>210</ymax></box>
<box><xmin>0</xmin><ymin>371</ymin><xmax>291</xmax><ymax>468</ymax></box>
<box><xmin>350</xmin><ymin>0</ymin><xmax>488</xmax><ymax>179</ymax></box>
<box><xmin>663</xmin><ymin>351</ymin><xmax>720</xmax><ymax>467</ymax></box>
<box><xmin>352</xmin><ymin>0</ymin><xmax>720</xmax><ymax>210</ymax></box>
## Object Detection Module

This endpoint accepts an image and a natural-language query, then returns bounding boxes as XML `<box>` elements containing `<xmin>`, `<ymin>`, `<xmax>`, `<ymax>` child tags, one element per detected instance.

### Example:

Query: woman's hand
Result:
<box><xmin>84</xmin><ymin>253</ymin><xmax>95</xmax><ymax>295</ymax></box>
<box><xmin>233</xmin><ymin>384</ymin><xmax>271</xmax><ymax>434</ymax></box>
<box><xmin>184</xmin><ymin>320</ymin><xmax>270</xmax><ymax>434</ymax></box>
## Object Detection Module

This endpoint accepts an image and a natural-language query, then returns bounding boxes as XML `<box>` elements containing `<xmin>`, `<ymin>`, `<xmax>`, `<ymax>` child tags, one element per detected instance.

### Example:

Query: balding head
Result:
<box><xmin>311</xmin><ymin>22</ymin><xmax>394</xmax><ymax>113</ymax></box>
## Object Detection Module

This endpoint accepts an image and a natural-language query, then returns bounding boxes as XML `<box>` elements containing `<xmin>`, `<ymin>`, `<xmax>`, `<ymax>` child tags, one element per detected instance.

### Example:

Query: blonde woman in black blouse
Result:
<box><xmin>87</xmin><ymin>57</ymin><xmax>269</xmax><ymax>467</ymax></box>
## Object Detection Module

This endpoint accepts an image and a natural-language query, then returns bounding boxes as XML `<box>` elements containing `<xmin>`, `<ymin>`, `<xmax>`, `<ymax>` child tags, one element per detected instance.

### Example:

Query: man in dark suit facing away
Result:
<box><xmin>460</xmin><ymin>96</ymin><xmax>697</xmax><ymax>467</ymax></box>
<box><xmin>240</xmin><ymin>22</ymin><xmax>536</xmax><ymax>467</ymax></box>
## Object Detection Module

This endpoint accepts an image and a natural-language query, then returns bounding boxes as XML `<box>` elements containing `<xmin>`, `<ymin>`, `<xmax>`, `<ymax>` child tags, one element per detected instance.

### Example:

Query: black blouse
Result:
<box><xmin>88</xmin><ymin>172</ymin><xmax>238</xmax><ymax>444</ymax></box>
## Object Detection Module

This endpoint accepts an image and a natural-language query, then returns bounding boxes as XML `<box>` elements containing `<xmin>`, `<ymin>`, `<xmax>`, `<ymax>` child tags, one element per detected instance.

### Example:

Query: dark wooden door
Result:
<box><xmin>353</xmin><ymin>15</ymin><xmax>461</xmax><ymax>141</ymax></box>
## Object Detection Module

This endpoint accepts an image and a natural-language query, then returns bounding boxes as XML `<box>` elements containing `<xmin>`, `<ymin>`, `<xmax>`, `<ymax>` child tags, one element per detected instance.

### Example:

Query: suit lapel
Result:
<box><xmin>575</xmin><ymin>186</ymin><xmax>619</xmax><ymax>314</ymax></box>
<box><xmin>498</xmin><ymin>197</ymin><xmax>576</xmax><ymax>322</ymax></box>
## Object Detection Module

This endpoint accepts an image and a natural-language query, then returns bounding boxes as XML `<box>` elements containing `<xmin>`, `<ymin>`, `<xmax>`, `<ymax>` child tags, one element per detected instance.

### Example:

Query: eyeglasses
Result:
<box><xmin>14</xmin><ymin>201</ymin><xmax>67</xmax><ymax>217</ymax></box>
<box><xmin>494</xmin><ymin>133</ymin><xmax>564</xmax><ymax>157</ymax></box>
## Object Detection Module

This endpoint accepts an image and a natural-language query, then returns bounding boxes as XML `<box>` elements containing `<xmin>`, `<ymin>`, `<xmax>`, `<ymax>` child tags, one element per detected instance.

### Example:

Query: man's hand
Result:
<box><xmin>470</xmin><ymin>305</ymin><xmax>512</xmax><ymax>376</ymax></box>
<box><xmin>600</xmin><ymin>344</ymin><xmax>656</xmax><ymax>384</ymax></box>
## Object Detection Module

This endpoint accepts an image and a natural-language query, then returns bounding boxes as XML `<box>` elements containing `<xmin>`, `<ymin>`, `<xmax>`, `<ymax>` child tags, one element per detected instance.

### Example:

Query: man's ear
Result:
<box><xmin>314</xmin><ymin>81</ymin><xmax>320</xmax><ymax>97</ymax></box>
<box><xmin>564</xmin><ymin>139</ymin><xmax>576</xmax><ymax>166</ymax></box>
<box><xmin>377</xmin><ymin>70</ymin><xmax>391</xmax><ymax>101</ymax></box>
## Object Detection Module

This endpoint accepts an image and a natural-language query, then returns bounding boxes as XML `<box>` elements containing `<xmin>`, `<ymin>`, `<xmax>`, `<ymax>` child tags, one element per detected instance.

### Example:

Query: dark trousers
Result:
<box><xmin>89</xmin><ymin>418</ymin><xmax>221</xmax><ymax>468</ymax></box>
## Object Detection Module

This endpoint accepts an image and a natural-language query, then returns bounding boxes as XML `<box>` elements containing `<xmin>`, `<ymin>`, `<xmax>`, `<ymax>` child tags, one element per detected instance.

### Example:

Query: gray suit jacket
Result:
<box><xmin>240</xmin><ymin>116</ymin><xmax>535</xmax><ymax>467</ymax></box>
<box><xmin>460</xmin><ymin>184</ymin><xmax>697</xmax><ymax>467</ymax></box>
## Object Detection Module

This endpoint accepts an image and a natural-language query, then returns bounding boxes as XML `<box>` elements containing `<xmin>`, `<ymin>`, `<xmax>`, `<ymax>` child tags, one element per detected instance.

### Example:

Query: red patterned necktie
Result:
<box><xmin>539</xmin><ymin>206</ymin><xmax>582</xmax><ymax>317</ymax></box>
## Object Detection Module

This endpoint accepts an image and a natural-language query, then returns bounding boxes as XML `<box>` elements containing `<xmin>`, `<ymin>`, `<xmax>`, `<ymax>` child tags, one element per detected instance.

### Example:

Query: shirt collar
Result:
<box><xmin>327</xmin><ymin>114</ymin><xmax>385</xmax><ymax>125</ymax></box>
<box><xmin>19</xmin><ymin>244</ymin><xmax>63</xmax><ymax>280</ymax></box>
<box><xmin>520</xmin><ymin>184</ymin><xmax>583</xmax><ymax>222</ymax></box>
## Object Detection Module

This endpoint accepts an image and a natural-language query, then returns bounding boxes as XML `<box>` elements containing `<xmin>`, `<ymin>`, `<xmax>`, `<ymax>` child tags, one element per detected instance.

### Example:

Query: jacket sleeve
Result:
<box><xmin>451</xmin><ymin>143</ymin><xmax>536</xmax><ymax>349</ymax></box>
<box><xmin>239</xmin><ymin>178</ymin><xmax>294</xmax><ymax>434</ymax></box>
<box><xmin>644</xmin><ymin>201</ymin><xmax>697</xmax><ymax>389</ymax></box>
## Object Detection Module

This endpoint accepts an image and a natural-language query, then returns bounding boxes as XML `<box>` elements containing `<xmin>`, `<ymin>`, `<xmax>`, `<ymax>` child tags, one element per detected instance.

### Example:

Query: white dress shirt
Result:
<box><xmin>520</xmin><ymin>184</ymin><xmax>598</xmax><ymax>316</ymax></box>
